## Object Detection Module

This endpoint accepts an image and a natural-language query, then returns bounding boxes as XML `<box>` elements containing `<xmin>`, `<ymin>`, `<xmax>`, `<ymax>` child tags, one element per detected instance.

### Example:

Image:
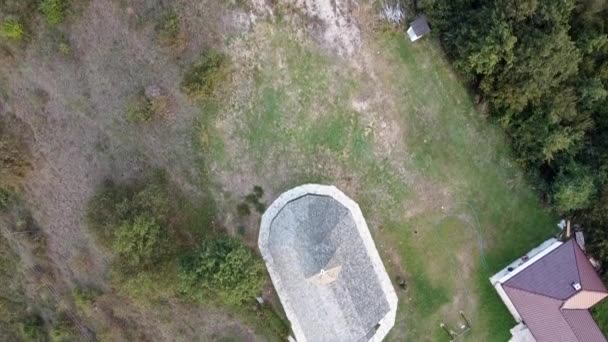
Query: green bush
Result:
<box><xmin>72</xmin><ymin>287</ymin><xmax>99</xmax><ymax>312</ymax></box>
<box><xmin>40</xmin><ymin>0</ymin><xmax>68</xmax><ymax>25</ymax></box>
<box><xmin>86</xmin><ymin>181</ymin><xmax>127</xmax><ymax>244</ymax></box>
<box><xmin>236</xmin><ymin>202</ymin><xmax>250</xmax><ymax>217</ymax></box>
<box><xmin>0</xmin><ymin>122</ymin><xmax>30</xmax><ymax>189</ymax></box>
<box><xmin>0</xmin><ymin>20</ymin><xmax>24</xmax><ymax>40</ymax></box>
<box><xmin>0</xmin><ymin>188</ymin><xmax>11</xmax><ymax>209</ymax></box>
<box><xmin>553</xmin><ymin>168</ymin><xmax>596</xmax><ymax>212</ymax></box>
<box><xmin>125</xmin><ymin>95</ymin><xmax>154</xmax><ymax>123</ymax></box>
<box><xmin>58</xmin><ymin>42</ymin><xmax>70</xmax><ymax>55</ymax></box>
<box><xmin>18</xmin><ymin>315</ymin><xmax>46</xmax><ymax>341</ymax></box>
<box><xmin>181</xmin><ymin>51</ymin><xmax>230</xmax><ymax>100</ymax></box>
<box><xmin>86</xmin><ymin>173</ymin><xmax>173</xmax><ymax>267</ymax></box>
<box><xmin>49</xmin><ymin>319</ymin><xmax>78</xmax><ymax>342</ymax></box>
<box><xmin>179</xmin><ymin>237</ymin><xmax>265</xmax><ymax>305</ymax></box>
<box><xmin>112</xmin><ymin>215</ymin><xmax>167</xmax><ymax>269</ymax></box>
<box><xmin>157</xmin><ymin>11</ymin><xmax>180</xmax><ymax>43</ymax></box>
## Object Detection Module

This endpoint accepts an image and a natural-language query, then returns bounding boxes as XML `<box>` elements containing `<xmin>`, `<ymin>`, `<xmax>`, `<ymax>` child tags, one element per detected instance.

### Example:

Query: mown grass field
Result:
<box><xmin>197</xmin><ymin>19</ymin><xmax>558</xmax><ymax>341</ymax></box>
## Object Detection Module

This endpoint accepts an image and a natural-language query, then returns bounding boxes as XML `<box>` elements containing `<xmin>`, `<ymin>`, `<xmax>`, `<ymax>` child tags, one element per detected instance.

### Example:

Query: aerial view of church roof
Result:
<box><xmin>258</xmin><ymin>184</ymin><xmax>398</xmax><ymax>342</ymax></box>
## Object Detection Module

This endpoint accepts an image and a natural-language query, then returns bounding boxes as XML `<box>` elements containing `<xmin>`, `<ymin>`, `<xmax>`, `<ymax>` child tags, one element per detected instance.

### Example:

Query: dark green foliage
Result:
<box><xmin>49</xmin><ymin>317</ymin><xmax>79</xmax><ymax>342</ymax></box>
<box><xmin>244</xmin><ymin>193</ymin><xmax>258</xmax><ymax>204</ymax></box>
<box><xmin>553</xmin><ymin>165</ymin><xmax>596</xmax><ymax>211</ymax></box>
<box><xmin>422</xmin><ymin>0</ymin><xmax>608</xmax><ymax>270</ymax></box>
<box><xmin>156</xmin><ymin>10</ymin><xmax>180</xmax><ymax>44</ymax></box>
<box><xmin>0</xmin><ymin>120</ymin><xmax>30</xmax><ymax>189</ymax></box>
<box><xmin>181</xmin><ymin>50</ymin><xmax>230</xmax><ymax>100</ymax></box>
<box><xmin>254</xmin><ymin>202</ymin><xmax>265</xmax><ymax>214</ymax></box>
<box><xmin>236</xmin><ymin>186</ymin><xmax>266</xmax><ymax>217</ymax></box>
<box><xmin>0</xmin><ymin>187</ymin><xmax>11</xmax><ymax>209</ymax></box>
<box><xmin>236</xmin><ymin>202</ymin><xmax>251</xmax><ymax>217</ymax></box>
<box><xmin>20</xmin><ymin>314</ymin><xmax>46</xmax><ymax>341</ymax></box>
<box><xmin>86</xmin><ymin>172</ymin><xmax>173</xmax><ymax>269</ymax></box>
<box><xmin>72</xmin><ymin>286</ymin><xmax>98</xmax><ymax>311</ymax></box>
<box><xmin>179</xmin><ymin>237</ymin><xmax>266</xmax><ymax>306</ymax></box>
<box><xmin>113</xmin><ymin>215</ymin><xmax>166</xmax><ymax>269</ymax></box>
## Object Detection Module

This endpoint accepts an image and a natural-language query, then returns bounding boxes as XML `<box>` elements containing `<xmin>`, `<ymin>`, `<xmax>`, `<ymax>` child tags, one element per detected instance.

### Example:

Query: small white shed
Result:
<box><xmin>407</xmin><ymin>16</ymin><xmax>430</xmax><ymax>42</ymax></box>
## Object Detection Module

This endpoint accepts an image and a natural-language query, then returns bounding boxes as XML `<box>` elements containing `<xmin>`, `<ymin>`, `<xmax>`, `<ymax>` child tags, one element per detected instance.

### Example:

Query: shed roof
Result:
<box><xmin>259</xmin><ymin>185</ymin><xmax>398</xmax><ymax>342</ymax></box>
<box><xmin>409</xmin><ymin>16</ymin><xmax>430</xmax><ymax>37</ymax></box>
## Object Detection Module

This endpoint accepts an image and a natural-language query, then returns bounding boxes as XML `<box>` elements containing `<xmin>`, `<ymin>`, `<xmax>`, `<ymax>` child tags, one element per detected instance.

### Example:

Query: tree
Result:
<box><xmin>484</xmin><ymin>29</ymin><xmax>580</xmax><ymax>112</ymax></box>
<box><xmin>179</xmin><ymin>237</ymin><xmax>266</xmax><ymax>306</ymax></box>
<box><xmin>181</xmin><ymin>50</ymin><xmax>230</xmax><ymax>100</ymax></box>
<box><xmin>451</xmin><ymin>12</ymin><xmax>517</xmax><ymax>76</ymax></box>
<box><xmin>578</xmin><ymin>77</ymin><xmax>607</xmax><ymax>111</ymax></box>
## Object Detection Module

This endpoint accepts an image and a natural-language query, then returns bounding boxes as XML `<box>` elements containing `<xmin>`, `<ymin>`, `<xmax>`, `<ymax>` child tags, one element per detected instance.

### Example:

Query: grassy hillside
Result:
<box><xmin>0</xmin><ymin>0</ymin><xmax>560</xmax><ymax>340</ymax></box>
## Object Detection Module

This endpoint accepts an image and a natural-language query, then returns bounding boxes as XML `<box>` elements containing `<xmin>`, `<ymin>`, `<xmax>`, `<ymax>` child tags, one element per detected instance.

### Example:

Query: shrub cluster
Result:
<box><xmin>0</xmin><ymin>19</ymin><xmax>24</xmax><ymax>40</ymax></box>
<box><xmin>86</xmin><ymin>173</ymin><xmax>173</xmax><ymax>270</ymax></box>
<box><xmin>86</xmin><ymin>174</ymin><xmax>268</xmax><ymax>310</ymax></box>
<box><xmin>125</xmin><ymin>95</ymin><xmax>154</xmax><ymax>123</ymax></box>
<box><xmin>39</xmin><ymin>0</ymin><xmax>68</xmax><ymax>25</ymax></box>
<box><xmin>181</xmin><ymin>50</ymin><xmax>230</xmax><ymax>100</ymax></box>
<box><xmin>0</xmin><ymin>121</ymin><xmax>30</xmax><ymax>189</ymax></box>
<box><xmin>156</xmin><ymin>11</ymin><xmax>180</xmax><ymax>44</ymax></box>
<box><xmin>179</xmin><ymin>237</ymin><xmax>266</xmax><ymax>306</ymax></box>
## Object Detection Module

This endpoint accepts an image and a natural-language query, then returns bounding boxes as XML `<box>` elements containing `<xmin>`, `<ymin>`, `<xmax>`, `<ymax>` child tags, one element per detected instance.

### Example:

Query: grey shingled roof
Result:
<box><xmin>259</xmin><ymin>185</ymin><xmax>398</xmax><ymax>342</ymax></box>
<box><xmin>409</xmin><ymin>16</ymin><xmax>430</xmax><ymax>36</ymax></box>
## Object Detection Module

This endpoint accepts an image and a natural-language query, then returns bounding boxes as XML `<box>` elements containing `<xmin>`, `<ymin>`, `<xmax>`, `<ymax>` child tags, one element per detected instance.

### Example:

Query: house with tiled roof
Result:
<box><xmin>490</xmin><ymin>238</ymin><xmax>608</xmax><ymax>342</ymax></box>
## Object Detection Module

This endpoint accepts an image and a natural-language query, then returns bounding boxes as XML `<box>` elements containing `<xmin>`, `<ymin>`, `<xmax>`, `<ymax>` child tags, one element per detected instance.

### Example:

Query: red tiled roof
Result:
<box><xmin>563</xmin><ymin>309</ymin><xmax>607</xmax><ymax>342</ymax></box>
<box><xmin>504</xmin><ymin>286</ymin><xmax>579</xmax><ymax>341</ymax></box>
<box><xmin>501</xmin><ymin>239</ymin><xmax>608</xmax><ymax>342</ymax></box>
<box><xmin>574</xmin><ymin>242</ymin><xmax>608</xmax><ymax>293</ymax></box>
<box><xmin>505</xmin><ymin>239</ymin><xmax>581</xmax><ymax>299</ymax></box>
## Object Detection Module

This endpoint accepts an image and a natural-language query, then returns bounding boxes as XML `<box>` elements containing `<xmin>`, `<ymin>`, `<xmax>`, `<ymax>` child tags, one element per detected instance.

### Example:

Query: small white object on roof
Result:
<box><xmin>407</xmin><ymin>15</ymin><xmax>431</xmax><ymax>42</ymax></box>
<box><xmin>308</xmin><ymin>266</ymin><xmax>342</xmax><ymax>286</ymax></box>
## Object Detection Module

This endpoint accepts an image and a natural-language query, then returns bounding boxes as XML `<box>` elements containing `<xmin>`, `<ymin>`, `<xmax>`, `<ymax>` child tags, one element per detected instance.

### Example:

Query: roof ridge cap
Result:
<box><xmin>503</xmin><ymin>284</ymin><xmax>566</xmax><ymax>301</ymax></box>
<box><xmin>571</xmin><ymin>239</ymin><xmax>584</xmax><ymax>290</ymax></box>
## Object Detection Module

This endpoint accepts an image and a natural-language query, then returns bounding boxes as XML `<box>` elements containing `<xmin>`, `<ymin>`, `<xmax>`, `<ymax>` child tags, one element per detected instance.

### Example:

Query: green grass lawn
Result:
<box><xmin>593</xmin><ymin>300</ymin><xmax>608</xmax><ymax>335</ymax></box>
<box><xmin>198</xmin><ymin>21</ymin><xmax>557</xmax><ymax>341</ymax></box>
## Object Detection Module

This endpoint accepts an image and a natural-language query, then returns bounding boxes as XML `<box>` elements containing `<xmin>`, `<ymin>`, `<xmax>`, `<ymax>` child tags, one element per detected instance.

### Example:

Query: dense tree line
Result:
<box><xmin>419</xmin><ymin>0</ymin><xmax>608</xmax><ymax>272</ymax></box>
